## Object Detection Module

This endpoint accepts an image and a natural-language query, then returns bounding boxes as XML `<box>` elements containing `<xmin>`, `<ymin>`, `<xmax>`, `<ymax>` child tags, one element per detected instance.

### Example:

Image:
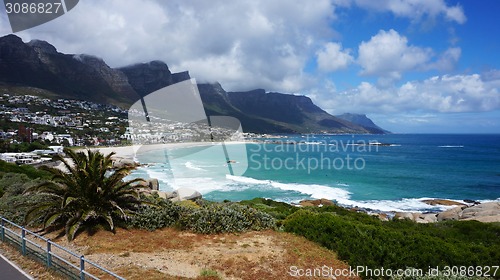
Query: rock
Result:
<box><xmin>461</xmin><ymin>202</ymin><xmax>500</xmax><ymax>221</ymax></box>
<box><xmin>119</xmin><ymin>60</ymin><xmax>175</xmax><ymax>97</ymax></box>
<box><xmin>379</xmin><ymin>213</ymin><xmax>389</xmax><ymax>221</ymax></box>
<box><xmin>148</xmin><ymin>178</ymin><xmax>159</xmax><ymax>191</ymax></box>
<box><xmin>299</xmin><ymin>198</ymin><xmax>334</xmax><ymax>207</ymax></box>
<box><xmin>169</xmin><ymin>188</ymin><xmax>202</xmax><ymax>202</ymax></box>
<box><xmin>133</xmin><ymin>178</ymin><xmax>158</xmax><ymax>190</ymax></box>
<box><xmin>463</xmin><ymin>199</ymin><xmax>479</xmax><ymax>204</ymax></box>
<box><xmin>113</xmin><ymin>158</ymin><xmax>138</xmax><ymax>169</ymax></box>
<box><xmin>394</xmin><ymin>212</ymin><xmax>415</xmax><ymax>221</ymax></box>
<box><xmin>462</xmin><ymin>215</ymin><xmax>500</xmax><ymax>223</ymax></box>
<box><xmin>421</xmin><ymin>199</ymin><xmax>467</xmax><ymax>207</ymax></box>
<box><xmin>299</xmin><ymin>201</ymin><xmax>315</xmax><ymax>207</ymax></box>
<box><xmin>373</xmin><ymin>213</ymin><xmax>389</xmax><ymax>221</ymax></box>
<box><xmin>414</xmin><ymin>213</ymin><xmax>438</xmax><ymax>224</ymax></box>
<box><xmin>437</xmin><ymin>207</ymin><xmax>463</xmax><ymax>221</ymax></box>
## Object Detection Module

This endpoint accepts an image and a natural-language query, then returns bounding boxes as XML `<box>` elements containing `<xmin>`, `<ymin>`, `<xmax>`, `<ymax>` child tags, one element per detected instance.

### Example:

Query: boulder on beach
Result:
<box><xmin>148</xmin><ymin>178</ymin><xmax>159</xmax><ymax>191</ymax></box>
<box><xmin>299</xmin><ymin>198</ymin><xmax>335</xmax><ymax>207</ymax></box>
<box><xmin>437</xmin><ymin>206</ymin><xmax>464</xmax><ymax>221</ymax></box>
<box><xmin>421</xmin><ymin>199</ymin><xmax>467</xmax><ymax>207</ymax></box>
<box><xmin>134</xmin><ymin>178</ymin><xmax>159</xmax><ymax>190</ymax></box>
<box><xmin>394</xmin><ymin>212</ymin><xmax>415</xmax><ymax>221</ymax></box>
<box><xmin>461</xmin><ymin>202</ymin><xmax>500</xmax><ymax>222</ymax></box>
<box><xmin>414</xmin><ymin>213</ymin><xmax>438</xmax><ymax>224</ymax></box>
<box><xmin>169</xmin><ymin>188</ymin><xmax>202</xmax><ymax>202</ymax></box>
<box><xmin>113</xmin><ymin>157</ymin><xmax>138</xmax><ymax>169</ymax></box>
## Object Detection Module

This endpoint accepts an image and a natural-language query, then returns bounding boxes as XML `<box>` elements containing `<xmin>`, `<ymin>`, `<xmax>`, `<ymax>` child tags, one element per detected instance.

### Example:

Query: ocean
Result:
<box><xmin>130</xmin><ymin>134</ymin><xmax>500</xmax><ymax>212</ymax></box>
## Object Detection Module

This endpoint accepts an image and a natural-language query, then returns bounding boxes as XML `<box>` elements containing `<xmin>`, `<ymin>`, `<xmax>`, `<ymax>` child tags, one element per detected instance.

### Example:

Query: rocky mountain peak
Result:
<box><xmin>118</xmin><ymin>60</ymin><xmax>175</xmax><ymax>97</ymax></box>
<box><xmin>27</xmin><ymin>40</ymin><xmax>58</xmax><ymax>55</ymax></box>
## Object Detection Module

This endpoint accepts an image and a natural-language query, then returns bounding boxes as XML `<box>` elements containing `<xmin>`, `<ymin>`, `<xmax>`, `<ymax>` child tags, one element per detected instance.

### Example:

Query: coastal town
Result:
<box><xmin>0</xmin><ymin>92</ymin><xmax>250</xmax><ymax>165</ymax></box>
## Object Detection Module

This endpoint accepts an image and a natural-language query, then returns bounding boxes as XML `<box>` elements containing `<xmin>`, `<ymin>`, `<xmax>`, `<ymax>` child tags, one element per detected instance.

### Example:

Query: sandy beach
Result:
<box><xmin>90</xmin><ymin>141</ymin><xmax>250</xmax><ymax>161</ymax></box>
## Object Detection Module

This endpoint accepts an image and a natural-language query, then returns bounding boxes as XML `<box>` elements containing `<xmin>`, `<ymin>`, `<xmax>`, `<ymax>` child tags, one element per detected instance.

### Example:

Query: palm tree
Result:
<box><xmin>24</xmin><ymin>148</ymin><xmax>146</xmax><ymax>240</ymax></box>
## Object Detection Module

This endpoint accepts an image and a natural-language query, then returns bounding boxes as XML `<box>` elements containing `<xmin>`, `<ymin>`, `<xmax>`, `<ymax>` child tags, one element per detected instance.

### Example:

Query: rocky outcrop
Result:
<box><xmin>392</xmin><ymin>201</ymin><xmax>500</xmax><ymax>223</ymax></box>
<box><xmin>413</xmin><ymin>213</ymin><xmax>438</xmax><ymax>223</ymax></box>
<box><xmin>422</xmin><ymin>199</ymin><xmax>467</xmax><ymax>207</ymax></box>
<box><xmin>118</xmin><ymin>61</ymin><xmax>176</xmax><ymax>97</ymax></box>
<box><xmin>112</xmin><ymin>158</ymin><xmax>139</xmax><ymax>169</ymax></box>
<box><xmin>461</xmin><ymin>202</ymin><xmax>500</xmax><ymax>222</ymax></box>
<box><xmin>168</xmin><ymin>188</ymin><xmax>202</xmax><ymax>202</ymax></box>
<box><xmin>299</xmin><ymin>198</ymin><xmax>335</xmax><ymax>207</ymax></box>
<box><xmin>437</xmin><ymin>206</ymin><xmax>465</xmax><ymax>221</ymax></box>
<box><xmin>74</xmin><ymin>54</ymin><xmax>138</xmax><ymax>102</ymax></box>
<box><xmin>394</xmin><ymin>212</ymin><xmax>414</xmax><ymax>220</ymax></box>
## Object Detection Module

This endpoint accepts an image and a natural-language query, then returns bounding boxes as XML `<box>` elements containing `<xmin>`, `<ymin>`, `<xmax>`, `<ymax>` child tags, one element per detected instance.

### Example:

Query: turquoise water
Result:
<box><xmin>131</xmin><ymin>134</ymin><xmax>500</xmax><ymax>212</ymax></box>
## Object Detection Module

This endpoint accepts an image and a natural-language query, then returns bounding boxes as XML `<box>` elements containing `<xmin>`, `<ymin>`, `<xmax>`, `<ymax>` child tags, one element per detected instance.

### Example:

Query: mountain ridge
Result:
<box><xmin>0</xmin><ymin>34</ymin><xmax>387</xmax><ymax>134</ymax></box>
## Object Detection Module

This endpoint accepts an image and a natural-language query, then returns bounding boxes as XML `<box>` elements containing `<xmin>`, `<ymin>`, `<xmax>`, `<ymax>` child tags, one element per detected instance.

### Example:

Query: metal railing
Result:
<box><xmin>0</xmin><ymin>216</ymin><xmax>125</xmax><ymax>280</ymax></box>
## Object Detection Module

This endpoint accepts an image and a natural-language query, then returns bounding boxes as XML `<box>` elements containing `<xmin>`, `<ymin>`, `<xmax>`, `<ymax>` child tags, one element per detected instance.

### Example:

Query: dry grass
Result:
<box><xmin>41</xmin><ymin>227</ymin><xmax>359</xmax><ymax>280</ymax></box>
<box><xmin>0</xmin><ymin>226</ymin><xmax>358</xmax><ymax>279</ymax></box>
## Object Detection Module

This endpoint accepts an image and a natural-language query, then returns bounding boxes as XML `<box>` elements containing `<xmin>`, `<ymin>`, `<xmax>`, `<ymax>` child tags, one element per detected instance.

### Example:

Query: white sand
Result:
<box><xmin>88</xmin><ymin>141</ymin><xmax>250</xmax><ymax>160</ymax></box>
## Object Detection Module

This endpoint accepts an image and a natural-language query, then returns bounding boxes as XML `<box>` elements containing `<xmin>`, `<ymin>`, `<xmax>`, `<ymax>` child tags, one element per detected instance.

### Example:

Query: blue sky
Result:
<box><xmin>1</xmin><ymin>0</ymin><xmax>499</xmax><ymax>133</ymax></box>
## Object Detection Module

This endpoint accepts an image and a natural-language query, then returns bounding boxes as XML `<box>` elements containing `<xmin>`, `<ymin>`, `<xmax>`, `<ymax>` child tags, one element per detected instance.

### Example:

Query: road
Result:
<box><xmin>0</xmin><ymin>253</ymin><xmax>33</xmax><ymax>280</ymax></box>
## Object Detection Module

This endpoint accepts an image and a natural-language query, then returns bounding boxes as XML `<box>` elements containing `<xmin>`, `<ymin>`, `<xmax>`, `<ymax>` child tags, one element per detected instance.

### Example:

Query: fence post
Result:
<box><xmin>1</xmin><ymin>218</ymin><xmax>4</xmax><ymax>242</ymax></box>
<box><xmin>80</xmin><ymin>255</ymin><xmax>85</xmax><ymax>280</ymax></box>
<box><xmin>47</xmin><ymin>240</ymin><xmax>52</xmax><ymax>268</ymax></box>
<box><xmin>21</xmin><ymin>227</ymin><xmax>26</xmax><ymax>255</ymax></box>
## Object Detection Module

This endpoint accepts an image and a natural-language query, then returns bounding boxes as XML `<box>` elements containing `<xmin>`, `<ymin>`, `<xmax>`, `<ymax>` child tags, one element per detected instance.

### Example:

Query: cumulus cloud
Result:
<box><xmin>311</xmin><ymin>73</ymin><xmax>500</xmax><ymax>115</ymax></box>
<box><xmin>357</xmin><ymin>29</ymin><xmax>461</xmax><ymax>82</ymax></box>
<box><xmin>316</xmin><ymin>42</ymin><xmax>354</xmax><ymax>72</ymax></box>
<box><xmin>358</xmin><ymin>29</ymin><xmax>433</xmax><ymax>80</ymax></box>
<box><xmin>353</xmin><ymin>0</ymin><xmax>466</xmax><ymax>24</ymax></box>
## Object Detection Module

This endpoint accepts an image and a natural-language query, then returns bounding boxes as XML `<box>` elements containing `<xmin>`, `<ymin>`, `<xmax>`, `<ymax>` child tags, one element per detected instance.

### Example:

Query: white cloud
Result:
<box><xmin>425</xmin><ymin>47</ymin><xmax>461</xmax><ymax>71</ymax></box>
<box><xmin>358</xmin><ymin>29</ymin><xmax>433</xmax><ymax>80</ymax></box>
<box><xmin>357</xmin><ymin>29</ymin><xmax>461</xmax><ymax>83</ymax></box>
<box><xmin>310</xmin><ymin>73</ymin><xmax>500</xmax><ymax>115</ymax></box>
<box><xmin>316</xmin><ymin>42</ymin><xmax>354</xmax><ymax>72</ymax></box>
<box><xmin>353</xmin><ymin>0</ymin><xmax>466</xmax><ymax>24</ymax></box>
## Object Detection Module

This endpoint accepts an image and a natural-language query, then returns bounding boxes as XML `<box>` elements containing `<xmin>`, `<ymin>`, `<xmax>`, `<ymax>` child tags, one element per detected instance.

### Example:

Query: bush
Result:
<box><xmin>179</xmin><ymin>203</ymin><xmax>276</xmax><ymax>234</ymax></box>
<box><xmin>283</xmin><ymin>209</ymin><xmax>500</xmax><ymax>277</ymax></box>
<box><xmin>0</xmin><ymin>193</ymin><xmax>46</xmax><ymax>225</ymax></box>
<box><xmin>239</xmin><ymin>197</ymin><xmax>299</xmax><ymax>221</ymax></box>
<box><xmin>0</xmin><ymin>173</ymin><xmax>47</xmax><ymax>224</ymax></box>
<box><xmin>0</xmin><ymin>160</ymin><xmax>51</xmax><ymax>179</ymax></box>
<box><xmin>130</xmin><ymin>199</ymin><xmax>182</xmax><ymax>231</ymax></box>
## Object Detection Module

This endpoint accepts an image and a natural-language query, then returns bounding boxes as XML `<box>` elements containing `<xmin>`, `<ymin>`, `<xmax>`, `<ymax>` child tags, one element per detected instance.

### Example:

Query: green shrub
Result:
<box><xmin>130</xmin><ymin>199</ymin><xmax>182</xmax><ymax>231</ymax></box>
<box><xmin>283</xmin><ymin>209</ymin><xmax>500</xmax><ymax>277</ymax></box>
<box><xmin>239</xmin><ymin>197</ymin><xmax>299</xmax><ymax>220</ymax></box>
<box><xmin>0</xmin><ymin>173</ymin><xmax>47</xmax><ymax>224</ymax></box>
<box><xmin>0</xmin><ymin>193</ymin><xmax>46</xmax><ymax>225</ymax></box>
<box><xmin>179</xmin><ymin>203</ymin><xmax>276</xmax><ymax>234</ymax></box>
<box><xmin>0</xmin><ymin>160</ymin><xmax>51</xmax><ymax>179</ymax></box>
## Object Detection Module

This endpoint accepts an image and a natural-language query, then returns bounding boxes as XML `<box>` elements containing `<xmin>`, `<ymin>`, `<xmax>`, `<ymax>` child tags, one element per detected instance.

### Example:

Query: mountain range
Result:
<box><xmin>0</xmin><ymin>34</ymin><xmax>388</xmax><ymax>134</ymax></box>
